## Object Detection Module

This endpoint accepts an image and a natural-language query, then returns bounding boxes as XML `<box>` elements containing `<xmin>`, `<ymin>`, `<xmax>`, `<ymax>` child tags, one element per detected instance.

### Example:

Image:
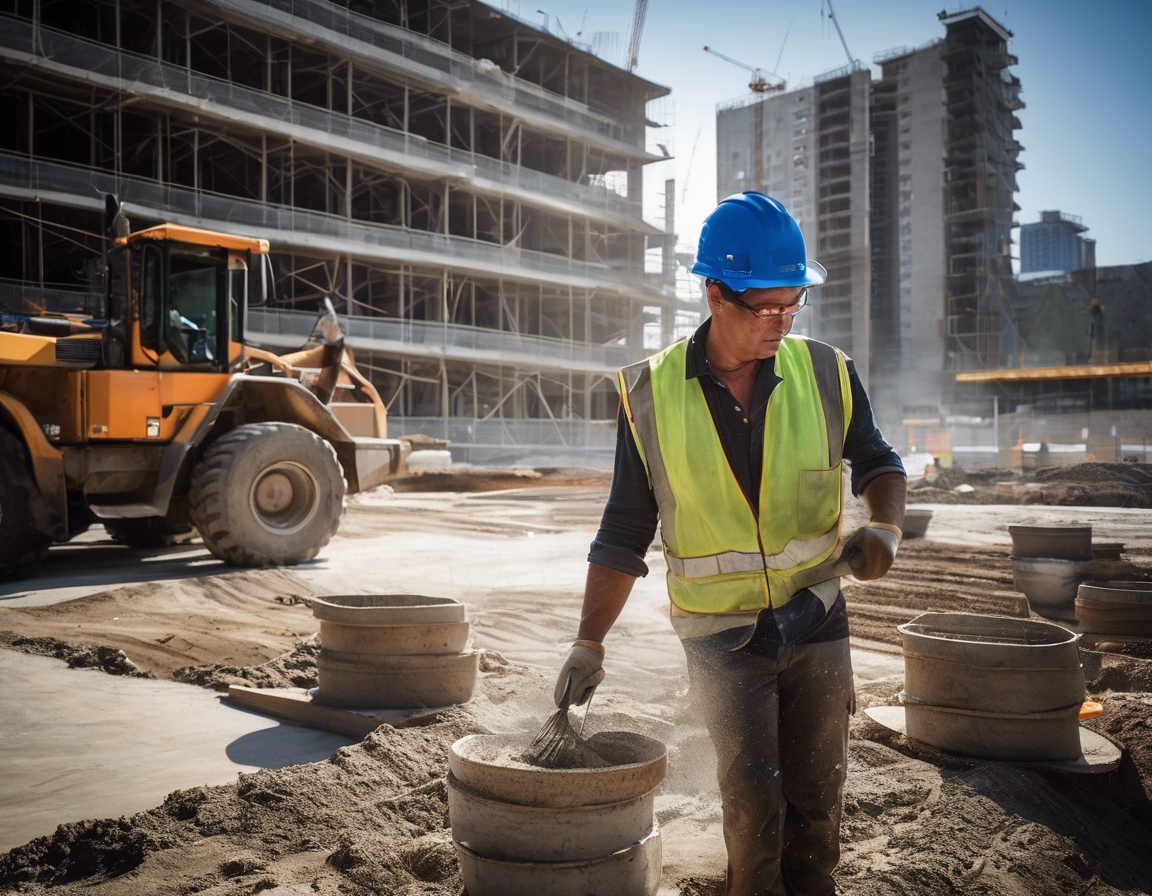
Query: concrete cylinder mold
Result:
<box><xmin>1076</xmin><ymin>581</ymin><xmax>1152</xmax><ymax>636</ymax></box>
<box><xmin>897</xmin><ymin>612</ymin><xmax>1086</xmax><ymax>761</ymax></box>
<box><xmin>312</xmin><ymin>594</ymin><xmax>478</xmax><ymax>708</ymax></box>
<box><xmin>1008</xmin><ymin>524</ymin><xmax>1093</xmax><ymax>561</ymax></box>
<box><xmin>901</xmin><ymin>508</ymin><xmax>933</xmax><ymax>539</ymax></box>
<box><xmin>448</xmin><ymin>731</ymin><xmax>667</xmax><ymax>896</ymax></box>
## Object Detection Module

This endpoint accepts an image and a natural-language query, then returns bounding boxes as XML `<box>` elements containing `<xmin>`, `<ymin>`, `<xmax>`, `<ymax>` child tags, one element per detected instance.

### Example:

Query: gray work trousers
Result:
<box><xmin>680</xmin><ymin>632</ymin><xmax>854</xmax><ymax>896</ymax></box>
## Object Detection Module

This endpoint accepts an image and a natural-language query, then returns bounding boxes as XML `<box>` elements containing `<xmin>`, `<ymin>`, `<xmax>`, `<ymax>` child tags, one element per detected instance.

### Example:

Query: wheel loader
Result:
<box><xmin>0</xmin><ymin>197</ymin><xmax>409</xmax><ymax>579</ymax></box>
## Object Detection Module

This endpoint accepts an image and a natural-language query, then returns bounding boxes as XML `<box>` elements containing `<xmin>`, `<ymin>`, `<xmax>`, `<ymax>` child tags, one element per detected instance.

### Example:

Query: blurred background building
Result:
<box><xmin>1019</xmin><ymin>210</ymin><xmax>1096</xmax><ymax>280</ymax></box>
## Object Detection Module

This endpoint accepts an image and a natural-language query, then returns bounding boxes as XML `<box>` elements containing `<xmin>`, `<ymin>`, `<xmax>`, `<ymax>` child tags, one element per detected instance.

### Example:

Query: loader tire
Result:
<box><xmin>189</xmin><ymin>422</ymin><xmax>345</xmax><ymax>568</ymax></box>
<box><xmin>104</xmin><ymin>512</ymin><xmax>197</xmax><ymax>549</ymax></box>
<box><xmin>0</xmin><ymin>428</ymin><xmax>53</xmax><ymax>580</ymax></box>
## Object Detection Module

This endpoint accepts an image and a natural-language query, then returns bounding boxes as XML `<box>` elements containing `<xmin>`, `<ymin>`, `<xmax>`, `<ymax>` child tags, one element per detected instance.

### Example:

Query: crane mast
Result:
<box><xmin>703</xmin><ymin>46</ymin><xmax>786</xmax><ymax>193</ymax></box>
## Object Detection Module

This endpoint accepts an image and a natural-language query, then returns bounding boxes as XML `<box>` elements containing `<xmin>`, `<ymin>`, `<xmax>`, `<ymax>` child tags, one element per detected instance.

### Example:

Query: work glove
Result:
<box><xmin>842</xmin><ymin>523</ymin><xmax>902</xmax><ymax>581</ymax></box>
<box><xmin>553</xmin><ymin>640</ymin><xmax>605</xmax><ymax>708</ymax></box>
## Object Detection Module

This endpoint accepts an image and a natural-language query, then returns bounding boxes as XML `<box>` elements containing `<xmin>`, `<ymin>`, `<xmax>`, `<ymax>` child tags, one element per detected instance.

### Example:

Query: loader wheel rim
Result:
<box><xmin>249</xmin><ymin>462</ymin><xmax>320</xmax><ymax>536</ymax></box>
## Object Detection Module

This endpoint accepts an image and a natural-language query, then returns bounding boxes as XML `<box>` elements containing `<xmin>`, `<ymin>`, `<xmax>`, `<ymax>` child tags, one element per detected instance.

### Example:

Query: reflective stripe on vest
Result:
<box><xmin>619</xmin><ymin>335</ymin><xmax>852</xmax><ymax>613</ymax></box>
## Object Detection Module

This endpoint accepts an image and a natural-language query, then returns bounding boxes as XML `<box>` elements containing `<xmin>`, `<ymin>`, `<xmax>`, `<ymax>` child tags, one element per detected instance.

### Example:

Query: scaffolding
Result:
<box><xmin>939</xmin><ymin>8</ymin><xmax>1023</xmax><ymax>372</ymax></box>
<box><xmin>0</xmin><ymin>0</ymin><xmax>688</xmax><ymax>462</ymax></box>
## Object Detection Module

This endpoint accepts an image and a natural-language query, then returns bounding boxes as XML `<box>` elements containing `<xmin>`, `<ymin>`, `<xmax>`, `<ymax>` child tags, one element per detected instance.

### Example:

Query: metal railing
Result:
<box><xmin>247</xmin><ymin>307</ymin><xmax>634</xmax><ymax>372</ymax></box>
<box><xmin>212</xmin><ymin>0</ymin><xmax>645</xmax><ymax>151</ymax></box>
<box><xmin>0</xmin><ymin>17</ymin><xmax>642</xmax><ymax>225</ymax></box>
<box><xmin>0</xmin><ymin>152</ymin><xmax>667</xmax><ymax>297</ymax></box>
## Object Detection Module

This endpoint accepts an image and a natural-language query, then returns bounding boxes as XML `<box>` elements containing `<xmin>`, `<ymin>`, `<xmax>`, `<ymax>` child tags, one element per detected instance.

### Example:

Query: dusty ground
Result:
<box><xmin>2</xmin><ymin>477</ymin><xmax>1152</xmax><ymax>895</ymax></box>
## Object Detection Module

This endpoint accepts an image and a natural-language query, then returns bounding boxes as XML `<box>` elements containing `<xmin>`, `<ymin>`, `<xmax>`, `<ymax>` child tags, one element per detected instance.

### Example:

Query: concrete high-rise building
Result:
<box><xmin>868</xmin><ymin>7</ymin><xmax>1023</xmax><ymax>446</ymax></box>
<box><xmin>716</xmin><ymin>63</ymin><xmax>872</xmax><ymax>382</ymax></box>
<box><xmin>1020</xmin><ymin>210</ymin><xmax>1096</xmax><ymax>276</ymax></box>
<box><xmin>0</xmin><ymin>0</ymin><xmax>677</xmax><ymax>462</ymax></box>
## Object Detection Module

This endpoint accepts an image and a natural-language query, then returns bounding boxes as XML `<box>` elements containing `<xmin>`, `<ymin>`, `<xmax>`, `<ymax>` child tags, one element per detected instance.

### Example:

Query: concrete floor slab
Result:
<box><xmin>0</xmin><ymin>652</ymin><xmax>352</xmax><ymax>853</ymax></box>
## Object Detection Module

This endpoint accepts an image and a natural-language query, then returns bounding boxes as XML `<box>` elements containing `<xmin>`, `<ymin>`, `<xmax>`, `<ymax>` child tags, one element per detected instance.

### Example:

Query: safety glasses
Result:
<box><xmin>729</xmin><ymin>289</ymin><xmax>808</xmax><ymax>320</ymax></box>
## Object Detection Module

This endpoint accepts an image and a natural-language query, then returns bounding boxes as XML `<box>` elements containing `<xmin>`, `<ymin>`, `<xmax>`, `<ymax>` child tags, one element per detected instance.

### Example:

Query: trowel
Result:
<box><xmin>789</xmin><ymin>540</ymin><xmax>866</xmax><ymax>593</ymax></box>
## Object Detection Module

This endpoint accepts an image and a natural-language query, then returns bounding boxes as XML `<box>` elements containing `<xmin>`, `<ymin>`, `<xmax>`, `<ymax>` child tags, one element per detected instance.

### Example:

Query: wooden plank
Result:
<box><xmin>225</xmin><ymin>686</ymin><xmax>448</xmax><ymax>739</ymax></box>
<box><xmin>955</xmin><ymin>361</ymin><xmax>1152</xmax><ymax>384</ymax></box>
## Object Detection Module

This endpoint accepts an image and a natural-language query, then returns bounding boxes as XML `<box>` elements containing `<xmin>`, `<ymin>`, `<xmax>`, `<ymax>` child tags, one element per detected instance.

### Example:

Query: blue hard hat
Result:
<box><xmin>691</xmin><ymin>192</ymin><xmax>826</xmax><ymax>290</ymax></box>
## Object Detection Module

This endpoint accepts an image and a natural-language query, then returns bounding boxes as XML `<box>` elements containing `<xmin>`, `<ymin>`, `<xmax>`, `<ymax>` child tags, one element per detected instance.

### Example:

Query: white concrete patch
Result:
<box><xmin>0</xmin><ymin>652</ymin><xmax>352</xmax><ymax>852</ymax></box>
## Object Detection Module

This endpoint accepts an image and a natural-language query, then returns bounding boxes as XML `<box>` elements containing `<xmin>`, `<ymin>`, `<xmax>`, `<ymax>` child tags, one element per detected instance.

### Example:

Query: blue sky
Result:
<box><xmin>513</xmin><ymin>0</ymin><xmax>1152</xmax><ymax>268</ymax></box>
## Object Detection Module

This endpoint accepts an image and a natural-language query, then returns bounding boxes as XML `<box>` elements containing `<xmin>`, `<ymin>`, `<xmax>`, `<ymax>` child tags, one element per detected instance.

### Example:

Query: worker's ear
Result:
<box><xmin>705</xmin><ymin>282</ymin><xmax>725</xmax><ymax>315</ymax></box>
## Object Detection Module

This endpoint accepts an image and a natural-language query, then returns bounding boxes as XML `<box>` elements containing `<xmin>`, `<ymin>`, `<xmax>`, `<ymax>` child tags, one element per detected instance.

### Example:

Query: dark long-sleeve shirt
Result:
<box><xmin>589</xmin><ymin>319</ymin><xmax>906</xmax><ymax>579</ymax></box>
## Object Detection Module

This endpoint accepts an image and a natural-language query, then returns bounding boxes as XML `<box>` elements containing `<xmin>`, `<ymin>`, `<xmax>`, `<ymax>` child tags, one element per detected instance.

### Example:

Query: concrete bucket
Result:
<box><xmin>312</xmin><ymin>594</ymin><xmax>478</xmax><ymax>708</ymax></box>
<box><xmin>901</xmin><ymin>508</ymin><xmax>933</xmax><ymax>539</ymax></box>
<box><xmin>1076</xmin><ymin>581</ymin><xmax>1152</xmax><ymax>636</ymax></box>
<box><xmin>1008</xmin><ymin>524</ymin><xmax>1093</xmax><ymax>561</ymax></box>
<box><xmin>448</xmin><ymin>731</ymin><xmax>666</xmax><ymax>896</ymax></box>
<box><xmin>897</xmin><ymin>612</ymin><xmax>1085</xmax><ymax>761</ymax></box>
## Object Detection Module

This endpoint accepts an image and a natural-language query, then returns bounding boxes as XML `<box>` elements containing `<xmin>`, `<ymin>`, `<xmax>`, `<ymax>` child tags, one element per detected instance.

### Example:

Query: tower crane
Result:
<box><xmin>703</xmin><ymin>46</ymin><xmax>786</xmax><ymax>94</ymax></box>
<box><xmin>627</xmin><ymin>0</ymin><xmax>649</xmax><ymax>72</ymax></box>
<box><xmin>822</xmin><ymin>0</ymin><xmax>859</xmax><ymax>67</ymax></box>
<box><xmin>703</xmin><ymin>46</ymin><xmax>786</xmax><ymax>193</ymax></box>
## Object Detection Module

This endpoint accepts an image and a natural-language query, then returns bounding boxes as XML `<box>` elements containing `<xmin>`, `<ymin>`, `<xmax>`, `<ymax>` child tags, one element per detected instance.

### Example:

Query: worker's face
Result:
<box><xmin>706</xmin><ymin>284</ymin><xmax>806</xmax><ymax>360</ymax></box>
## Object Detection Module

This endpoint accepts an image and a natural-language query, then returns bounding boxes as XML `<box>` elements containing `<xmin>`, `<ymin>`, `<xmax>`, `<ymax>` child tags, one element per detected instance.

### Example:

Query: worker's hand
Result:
<box><xmin>842</xmin><ymin>523</ymin><xmax>901</xmax><ymax>581</ymax></box>
<box><xmin>553</xmin><ymin>640</ymin><xmax>605</xmax><ymax>708</ymax></box>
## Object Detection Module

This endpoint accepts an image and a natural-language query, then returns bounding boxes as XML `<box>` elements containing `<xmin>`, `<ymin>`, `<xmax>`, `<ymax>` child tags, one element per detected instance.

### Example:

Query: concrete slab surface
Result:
<box><xmin>0</xmin><ymin>652</ymin><xmax>353</xmax><ymax>853</ymax></box>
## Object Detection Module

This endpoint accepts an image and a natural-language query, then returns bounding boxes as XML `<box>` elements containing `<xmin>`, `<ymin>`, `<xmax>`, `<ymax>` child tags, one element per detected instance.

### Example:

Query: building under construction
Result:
<box><xmin>861</xmin><ymin>8</ymin><xmax>1022</xmax><ymax>450</ymax></box>
<box><xmin>0</xmin><ymin>0</ymin><xmax>676</xmax><ymax>461</ymax></box>
<box><xmin>715</xmin><ymin>63</ymin><xmax>872</xmax><ymax>382</ymax></box>
<box><xmin>716</xmin><ymin>8</ymin><xmax>1023</xmax><ymax>452</ymax></box>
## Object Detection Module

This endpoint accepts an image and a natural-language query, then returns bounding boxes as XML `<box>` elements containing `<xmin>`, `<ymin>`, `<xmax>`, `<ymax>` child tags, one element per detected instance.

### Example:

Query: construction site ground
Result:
<box><xmin>3</xmin><ymin>470</ymin><xmax>1152</xmax><ymax>895</ymax></box>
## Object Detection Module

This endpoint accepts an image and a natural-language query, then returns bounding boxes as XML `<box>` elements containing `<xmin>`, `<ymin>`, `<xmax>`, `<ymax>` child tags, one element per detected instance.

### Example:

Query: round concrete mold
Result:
<box><xmin>447</xmin><ymin>732</ymin><xmax>666</xmax><ymax>896</ymax></box>
<box><xmin>1091</xmin><ymin>543</ymin><xmax>1125</xmax><ymax>561</ymax></box>
<box><xmin>901</xmin><ymin>508</ymin><xmax>933</xmax><ymax>539</ymax></box>
<box><xmin>1011</xmin><ymin>557</ymin><xmax>1096</xmax><ymax>619</ymax></box>
<box><xmin>1076</xmin><ymin>581</ymin><xmax>1152</xmax><ymax>636</ymax></box>
<box><xmin>315</xmin><ymin>649</ymin><xmax>479</xmax><ymax>708</ymax></box>
<box><xmin>899</xmin><ymin>612</ymin><xmax>1084</xmax><ymax>714</ymax></box>
<box><xmin>312</xmin><ymin>594</ymin><xmax>477</xmax><ymax>708</ymax></box>
<box><xmin>1008</xmin><ymin>524</ymin><xmax>1092</xmax><ymax>561</ymax></box>
<box><xmin>448</xmin><ymin>774</ymin><xmax>655</xmax><ymax>862</ymax></box>
<box><xmin>312</xmin><ymin>593</ymin><xmax>466</xmax><ymax>625</ymax></box>
<box><xmin>449</xmin><ymin>731</ymin><xmax>667</xmax><ymax>808</ymax></box>
<box><xmin>896</xmin><ymin>612</ymin><xmax>1085</xmax><ymax>761</ymax></box>
<box><xmin>454</xmin><ymin>827</ymin><xmax>662</xmax><ymax>896</ymax></box>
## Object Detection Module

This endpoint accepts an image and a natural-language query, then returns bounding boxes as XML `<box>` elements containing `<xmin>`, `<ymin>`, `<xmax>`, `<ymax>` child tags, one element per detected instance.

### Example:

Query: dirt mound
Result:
<box><xmin>1037</xmin><ymin>462</ymin><xmax>1152</xmax><ymax>486</ymax></box>
<box><xmin>0</xmin><ymin>569</ymin><xmax>319</xmax><ymax>679</ymax></box>
<box><xmin>0</xmin><ymin>632</ymin><xmax>145</xmax><ymax>677</ymax></box>
<box><xmin>173</xmin><ymin>637</ymin><xmax>320</xmax><ymax>692</ymax></box>
<box><xmin>0</xmin><ymin>713</ymin><xmax>483</xmax><ymax>893</ymax></box>
<box><xmin>1030</xmin><ymin>462</ymin><xmax>1152</xmax><ymax>509</ymax></box>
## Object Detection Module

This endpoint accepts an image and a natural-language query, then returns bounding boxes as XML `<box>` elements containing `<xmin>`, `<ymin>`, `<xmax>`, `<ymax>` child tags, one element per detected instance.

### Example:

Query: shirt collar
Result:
<box><xmin>684</xmin><ymin>318</ymin><xmax>782</xmax><ymax>390</ymax></box>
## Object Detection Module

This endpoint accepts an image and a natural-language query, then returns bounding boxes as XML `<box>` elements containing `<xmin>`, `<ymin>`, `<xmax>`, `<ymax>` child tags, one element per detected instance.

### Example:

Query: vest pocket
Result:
<box><xmin>797</xmin><ymin>464</ymin><xmax>843</xmax><ymax>535</ymax></box>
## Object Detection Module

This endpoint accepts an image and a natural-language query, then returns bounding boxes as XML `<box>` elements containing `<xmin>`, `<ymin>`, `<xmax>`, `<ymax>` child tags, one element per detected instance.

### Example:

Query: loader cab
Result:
<box><xmin>108</xmin><ymin>224</ymin><xmax>269</xmax><ymax>372</ymax></box>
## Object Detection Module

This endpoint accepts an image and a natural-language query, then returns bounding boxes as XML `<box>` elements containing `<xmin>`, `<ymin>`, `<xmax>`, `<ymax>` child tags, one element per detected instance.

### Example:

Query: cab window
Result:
<box><xmin>165</xmin><ymin>254</ymin><xmax>222</xmax><ymax>364</ymax></box>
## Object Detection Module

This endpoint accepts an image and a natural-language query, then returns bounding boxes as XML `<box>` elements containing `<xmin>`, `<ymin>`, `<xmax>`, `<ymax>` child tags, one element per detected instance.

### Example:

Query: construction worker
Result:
<box><xmin>553</xmin><ymin>192</ymin><xmax>906</xmax><ymax>896</ymax></box>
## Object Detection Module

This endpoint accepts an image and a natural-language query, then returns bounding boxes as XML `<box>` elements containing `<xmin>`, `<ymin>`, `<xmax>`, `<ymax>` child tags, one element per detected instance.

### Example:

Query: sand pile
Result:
<box><xmin>172</xmin><ymin>636</ymin><xmax>321</xmax><ymax>692</ymax></box>
<box><xmin>0</xmin><ymin>632</ymin><xmax>144</xmax><ymax>677</ymax></box>
<box><xmin>0</xmin><ymin>712</ymin><xmax>483</xmax><ymax>894</ymax></box>
<box><xmin>910</xmin><ymin>462</ymin><xmax>1152</xmax><ymax>508</ymax></box>
<box><xmin>1035</xmin><ymin>462</ymin><xmax>1152</xmax><ymax>508</ymax></box>
<box><xmin>4</xmin><ymin>646</ymin><xmax>1152</xmax><ymax>895</ymax></box>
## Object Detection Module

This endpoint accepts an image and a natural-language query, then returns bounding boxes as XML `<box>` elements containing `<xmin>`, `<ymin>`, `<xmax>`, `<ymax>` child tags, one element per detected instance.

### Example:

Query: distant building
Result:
<box><xmin>868</xmin><ymin>7</ymin><xmax>1023</xmax><ymax>446</ymax></box>
<box><xmin>1020</xmin><ymin>210</ymin><xmax>1096</xmax><ymax>275</ymax></box>
<box><xmin>716</xmin><ymin>63</ymin><xmax>872</xmax><ymax>384</ymax></box>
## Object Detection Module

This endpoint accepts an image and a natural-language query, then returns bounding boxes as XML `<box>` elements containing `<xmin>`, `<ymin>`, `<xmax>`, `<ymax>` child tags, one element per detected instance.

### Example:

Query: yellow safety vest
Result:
<box><xmin>618</xmin><ymin>334</ymin><xmax>853</xmax><ymax>614</ymax></box>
